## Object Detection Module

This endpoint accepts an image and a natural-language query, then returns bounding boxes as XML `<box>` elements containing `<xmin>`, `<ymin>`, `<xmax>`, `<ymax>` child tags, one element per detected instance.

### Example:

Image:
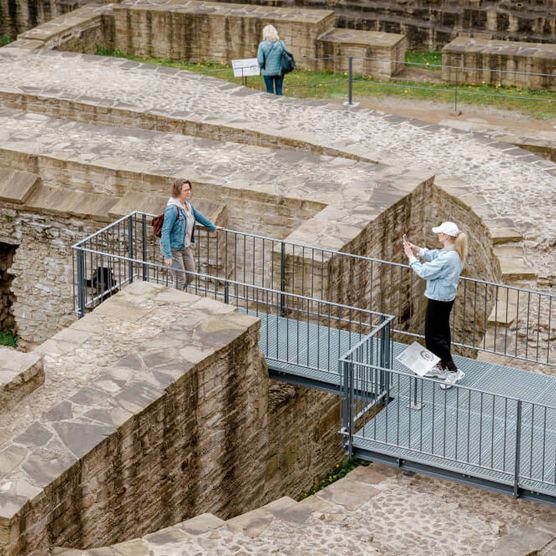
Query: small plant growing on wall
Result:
<box><xmin>0</xmin><ymin>328</ymin><xmax>17</xmax><ymax>347</ymax></box>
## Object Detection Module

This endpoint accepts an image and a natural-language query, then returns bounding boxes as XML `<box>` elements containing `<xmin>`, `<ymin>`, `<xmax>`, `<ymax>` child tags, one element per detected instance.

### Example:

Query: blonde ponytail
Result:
<box><xmin>455</xmin><ymin>232</ymin><xmax>468</xmax><ymax>267</ymax></box>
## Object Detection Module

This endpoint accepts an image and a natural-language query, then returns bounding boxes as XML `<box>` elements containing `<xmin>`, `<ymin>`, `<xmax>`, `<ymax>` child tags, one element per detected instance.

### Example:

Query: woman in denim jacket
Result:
<box><xmin>403</xmin><ymin>222</ymin><xmax>469</xmax><ymax>389</ymax></box>
<box><xmin>257</xmin><ymin>24</ymin><xmax>286</xmax><ymax>96</ymax></box>
<box><xmin>161</xmin><ymin>178</ymin><xmax>218</xmax><ymax>290</ymax></box>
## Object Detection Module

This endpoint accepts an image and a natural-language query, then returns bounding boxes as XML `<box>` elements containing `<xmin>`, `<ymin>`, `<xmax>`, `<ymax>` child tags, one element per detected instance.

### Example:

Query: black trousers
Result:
<box><xmin>425</xmin><ymin>298</ymin><xmax>457</xmax><ymax>371</ymax></box>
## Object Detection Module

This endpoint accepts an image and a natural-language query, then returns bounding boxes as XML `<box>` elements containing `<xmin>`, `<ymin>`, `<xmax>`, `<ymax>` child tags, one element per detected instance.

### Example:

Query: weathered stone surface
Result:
<box><xmin>317</xmin><ymin>28</ymin><xmax>407</xmax><ymax>78</ymax></box>
<box><xmin>0</xmin><ymin>347</ymin><xmax>44</xmax><ymax>413</ymax></box>
<box><xmin>443</xmin><ymin>37</ymin><xmax>556</xmax><ymax>90</ymax></box>
<box><xmin>491</xmin><ymin>524</ymin><xmax>555</xmax><ymax>555</ymax></box>
<box><xmin>0</xmin><ymin>168</ymin><xmax>40</xmax><ymax>204</ymax></box>
<box><xmin>54</xmin><ymin>462</ymin><xmax>556</xmax><ymax>555</ymax></box>
<box><xmin>0</xmin><ymin>282</ymin><xmax>347</xmax><ymax>555</ymax></box>
<box><xmin>113</xmin><ymin>0</ymin><xmax>335</xmax><ymax>69</ymax></box>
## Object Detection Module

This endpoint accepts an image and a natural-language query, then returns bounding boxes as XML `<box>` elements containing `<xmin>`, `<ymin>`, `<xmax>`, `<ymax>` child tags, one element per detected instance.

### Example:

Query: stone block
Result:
<box><xmin>316</xmin><ymin>28</ymin><xmax>407</xmax><ymax>78</ymax></box>
<box><xmin>442</xmin><ymin>37</ymin><xmax>556</xmax><ymax>91</ymax></box>
<box><xmin>0</xmin><ymin>347</ymin><xmax>44</xmax><ymax>413</ymax></box>
<box><xmin>0</xmin><ymin>169</ymin><xmax>40</xmax><ymax>204</ymax></box>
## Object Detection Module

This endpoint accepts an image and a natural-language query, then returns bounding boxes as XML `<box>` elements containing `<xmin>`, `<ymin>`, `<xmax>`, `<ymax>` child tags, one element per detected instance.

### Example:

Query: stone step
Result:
<box><xmin>487</xmin><ymin>288</ymin><xmax>519</xmax><ymax>326</ymax></box>
<box><xmin>0</xmin><ymin>167</ymin><xmax>40</xmax><ymax>204</ymax></box>
<box><xmin>0</xmin><ymin>347</ymin><xmax>44</xmax><ymax>412</ymax></box>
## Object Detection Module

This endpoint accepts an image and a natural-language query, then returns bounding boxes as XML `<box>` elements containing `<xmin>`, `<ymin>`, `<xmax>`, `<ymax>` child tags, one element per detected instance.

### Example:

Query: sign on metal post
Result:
<box><xmin>232</xmin><ymin>58</ymin><xmax>260</xmax><ymax>87</ymax></box>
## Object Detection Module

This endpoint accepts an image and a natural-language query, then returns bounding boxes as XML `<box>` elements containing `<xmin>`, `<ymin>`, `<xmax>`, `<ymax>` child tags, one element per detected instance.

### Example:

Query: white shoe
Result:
<box><xmin>426</xmin><ymin>364</ymin><xmax>448</xmax><ymax>380</ymax></box>
<box><xmin>439</xmin><ymin>369</ymin><xmax>465</xmax><ymax>390</ymax></box>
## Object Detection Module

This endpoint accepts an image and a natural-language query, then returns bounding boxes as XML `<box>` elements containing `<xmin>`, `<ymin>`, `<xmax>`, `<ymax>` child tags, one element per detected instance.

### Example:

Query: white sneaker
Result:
<box><xmin>439</xmin><ymin>369</ymin><xmax>465</xmax><ymax>390</ymax></box>
<box><xmin>426</xmin><ymin>364</ymin><xmax>448</xmax><ymax>380</ymax></box>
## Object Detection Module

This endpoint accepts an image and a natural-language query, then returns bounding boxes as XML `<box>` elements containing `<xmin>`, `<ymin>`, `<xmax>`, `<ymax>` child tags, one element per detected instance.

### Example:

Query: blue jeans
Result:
<box><xmin>263</xmin><ymin>75</ymin><xmax>283</xmax><ymax>96</ymax></box>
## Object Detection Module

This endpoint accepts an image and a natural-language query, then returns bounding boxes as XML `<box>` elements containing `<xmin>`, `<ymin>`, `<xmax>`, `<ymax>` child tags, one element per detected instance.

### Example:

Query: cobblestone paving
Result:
<box><xmin>57</xmin><ymin>464</ymin><xmax>556</xmax><ymax>555</ymax></box>
<box><xmin>1</xmin><ymin>49</ymin><xmax>555</xmax><ymax>276</ymax></box>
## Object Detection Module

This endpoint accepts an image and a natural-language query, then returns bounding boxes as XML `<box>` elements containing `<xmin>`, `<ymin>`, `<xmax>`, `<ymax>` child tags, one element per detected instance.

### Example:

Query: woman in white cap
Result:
<box><xmin>403</xmin><ymin>222</ymin><xmax>468</xmax><ymax>389</ymax></box>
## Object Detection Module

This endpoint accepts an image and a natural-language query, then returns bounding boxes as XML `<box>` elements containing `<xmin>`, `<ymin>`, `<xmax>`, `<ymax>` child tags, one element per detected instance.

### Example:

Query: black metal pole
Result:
<box><xmin>76</xmin><ymin>248</ymin><xmax>86</xmax><ymax>318</ymax></box>
<box><xmin>128</xmin><ymin>215</ymin><xmax>134</xmax><ymax>284</ymax></box>
<box><xmin>142</xmin><ymin>213</ymin><xmax>148</xmax><ymax>282</ymax></box>
<box><xmin>348</xmin><ymin>56</ymin><xmax>353</xmax><ymax>106</ymax></box>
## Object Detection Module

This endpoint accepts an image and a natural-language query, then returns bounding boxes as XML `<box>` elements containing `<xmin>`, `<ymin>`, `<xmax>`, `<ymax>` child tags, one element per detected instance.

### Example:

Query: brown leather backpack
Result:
<box><xmin>152</xmin><ymin>206</ymin><xmax>179</xmax><ymax>238</ymax></box>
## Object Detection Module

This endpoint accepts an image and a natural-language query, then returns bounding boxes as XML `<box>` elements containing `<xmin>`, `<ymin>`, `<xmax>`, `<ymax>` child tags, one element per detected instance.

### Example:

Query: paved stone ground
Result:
<box><xmin>0</xmin><ymin>105</ymin><xmax>430</xmax><ymax>250</ymax></box>
<box><xmin>56</xmin><ymin>463</ymin><xmax>556</xmax><ymax>555</ymax></box>
<box><xmin>0</xmin><ymin>48</ymin><xmax>555</xmax><ymax>277</ymax></box>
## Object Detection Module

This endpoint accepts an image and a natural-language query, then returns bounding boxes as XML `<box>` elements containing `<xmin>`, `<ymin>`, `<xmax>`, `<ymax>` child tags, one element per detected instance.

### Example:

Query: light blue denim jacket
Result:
<box><xmin>410</xmin><ymin>247</ymin><xmax>463</xmax><ymax>302</ymax></box>
<box><xmin>257</xmin><ymin>40</ymin><xmax>285</xmax><ymax>76</ymax></box>
<box><xmin>160</xmin><ymin>200</ymin><xmax>216</xmax><ymax>260</ymax></box>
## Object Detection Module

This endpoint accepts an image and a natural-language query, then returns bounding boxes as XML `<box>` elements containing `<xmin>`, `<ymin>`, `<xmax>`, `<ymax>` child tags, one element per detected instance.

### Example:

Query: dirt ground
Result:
<box><xmin>354</xmin><ymin>94</ymin><xmax>556</xmax><ymax>136</ymax></box>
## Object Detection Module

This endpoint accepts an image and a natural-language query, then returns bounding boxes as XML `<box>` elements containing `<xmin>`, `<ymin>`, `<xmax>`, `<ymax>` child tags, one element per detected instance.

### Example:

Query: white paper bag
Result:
<box><xmin>396</xmin><ymin>342</ymin><xmax>440</xmax><ymax>377</ymax></box>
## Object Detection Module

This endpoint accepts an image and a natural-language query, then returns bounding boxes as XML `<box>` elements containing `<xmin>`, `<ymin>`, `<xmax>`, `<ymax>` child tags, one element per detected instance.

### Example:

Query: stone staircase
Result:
<box><xmin>53</xmin><ymin>462</ymin><xmax>556</xmax><ymax>555</ymax></box>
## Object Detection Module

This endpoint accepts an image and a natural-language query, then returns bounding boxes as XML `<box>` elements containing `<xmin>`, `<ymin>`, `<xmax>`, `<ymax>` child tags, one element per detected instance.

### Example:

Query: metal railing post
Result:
<box><xmin>342</xmin><ymin>359</ymin><xmax>354</xmax><ymax>458</ymax></box>
<box><xmin>128</xmin><ymin>215</ymin><xmax>134</xmax><ymax>284</ymax></box>
<box><xmin>224</xmin><ymin>280</ymin><xmax>230</xmax><ymax>304</ymax></box>
<box><xmin>76</xmin><ymin>248</ymin><xmax>86</xmax><ymax>318</ymax></box>
<box><xmin>348</xmin><ymin>56</ymin><xmax>353</xmax><ymax>106</ymax></box>
<box><xmin>280</xmin><ymin>241</ymin><xmax>286</xmax><ymax>317</ymax></box>
<box><xmin>513</xmin><ymin>400</ymin><xmax>523</xmax><ymax>497</ymax></box>
<box><xmin>454</xmin><ymin>67</ymin><xmax>459</xmax><ymax>113</ymax></box>
<box><xmin>142</xmin><ymin>213</ymin><xmax>148</xmax><ymax>282</ymax></box>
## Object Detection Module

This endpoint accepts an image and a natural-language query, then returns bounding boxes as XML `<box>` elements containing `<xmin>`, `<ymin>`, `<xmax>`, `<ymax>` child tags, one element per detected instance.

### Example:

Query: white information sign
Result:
<box><xmin>396</xmin><ymin>342</ymin><xmax>440</xmax><ymax>377</ymax></box>
<box><xmin>232</xmin><ymin>58</ymin><xmax>260</xmax><ymax>77</ymax></box>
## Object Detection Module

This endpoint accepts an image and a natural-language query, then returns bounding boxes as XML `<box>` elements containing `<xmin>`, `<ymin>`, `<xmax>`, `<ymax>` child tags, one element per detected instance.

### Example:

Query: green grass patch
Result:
<box><xmin>95</xmin><ymin>46</ymin><xmax>556</xmax><ymax>119</ymax></box>
<box><xmin>0</xmin><ymin>35</ymin><xmax>14</xmax><ymax>47</ymax></box>
<box><xmin>0</xmin><ymin>329</ymin><xmax>17</xmax><ymax>347</ymax></box>
<box><xmin>300</xmin><ymin>458</ymin><xmax>369</xmax><ymax>499</ymax></box>
<box><xmin>405</xmin><ymin>51</ymin><xmax>442</xmax><ymax>70</ymax></box>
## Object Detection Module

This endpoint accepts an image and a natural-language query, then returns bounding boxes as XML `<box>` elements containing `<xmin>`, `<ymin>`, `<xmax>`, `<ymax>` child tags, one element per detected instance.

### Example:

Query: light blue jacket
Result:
<box><xmin>160</xmin><ymin>201</ymin><xmax>216</xmax><ymax>260</ymax></box>
<box><xmin>257</xmin><ymin>40</ymin><xmax>285</xmax><ymax>76</ymax></box>
<box><xmin>410</xmin><ymin>248</ymin><xmax>463</xmax><ymax>302</ymax></box>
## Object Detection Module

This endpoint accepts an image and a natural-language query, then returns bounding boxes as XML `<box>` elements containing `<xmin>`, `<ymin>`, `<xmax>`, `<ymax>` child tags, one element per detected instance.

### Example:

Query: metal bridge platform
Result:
<box><xmin>254</xmin><ymin>312</ymin><xmax>556</xmax><ymax>503</ymax></box>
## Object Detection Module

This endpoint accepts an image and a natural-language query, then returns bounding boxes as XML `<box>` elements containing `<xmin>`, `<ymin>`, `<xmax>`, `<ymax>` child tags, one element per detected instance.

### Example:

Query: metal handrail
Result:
<box><xmin>73</xmin><ymin>211</ymin><xmax>555</xmax><ymax>368</ymax></box>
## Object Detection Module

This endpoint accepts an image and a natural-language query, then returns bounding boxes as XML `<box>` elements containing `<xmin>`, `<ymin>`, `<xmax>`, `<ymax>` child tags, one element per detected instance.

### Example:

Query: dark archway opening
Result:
<box><xmin>0</xmin><ymin>241</ymin><xmax>18</xmax><ymax>342</ymax></box>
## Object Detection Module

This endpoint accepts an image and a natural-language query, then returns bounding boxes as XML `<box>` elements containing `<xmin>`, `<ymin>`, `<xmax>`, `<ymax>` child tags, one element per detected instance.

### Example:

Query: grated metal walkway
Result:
<box><xmin>250</xmin><ymin>312</ymin><xmax>556</xmax><ymax>502</ymax></box>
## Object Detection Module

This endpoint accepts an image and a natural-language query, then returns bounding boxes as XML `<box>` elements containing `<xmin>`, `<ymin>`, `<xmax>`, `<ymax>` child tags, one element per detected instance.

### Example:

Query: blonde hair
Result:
<box><xmin>454</xmin><ymin>232</ymin><xmax>468</xmax><ymax>267</ymax></box>
<box><xmin>262</xmin><ymin>24</ymin><xmax>279</xmax><ymax>42</ymax></box>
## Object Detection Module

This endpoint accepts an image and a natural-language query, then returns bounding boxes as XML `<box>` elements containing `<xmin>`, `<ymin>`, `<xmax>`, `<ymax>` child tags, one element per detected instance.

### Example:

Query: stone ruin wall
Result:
<box><xmin>0</xmin><ymin>285</ymin><xmax>344</xmax><ymax>555</ymax></box>
<box><xmin>0</xmin><ymin>206</ymin><xmax>98</xmax><ymax>348</ymax></box>
<box><xmin>198</xmin><ymin>0</ymin><xmax>556</xmax><ymax>50</ymax></box>
<box><xmin>280</xmin><ymin>178</ymin><xmax>500</xmax><ymax>356</ymax></box>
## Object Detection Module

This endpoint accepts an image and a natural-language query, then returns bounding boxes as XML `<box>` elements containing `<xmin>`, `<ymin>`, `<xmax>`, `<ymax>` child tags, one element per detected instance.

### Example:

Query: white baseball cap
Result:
<box><xmin>432</xmin><ymin>221</ymin><xmax>460</xmax><ymax>237</ymax></box>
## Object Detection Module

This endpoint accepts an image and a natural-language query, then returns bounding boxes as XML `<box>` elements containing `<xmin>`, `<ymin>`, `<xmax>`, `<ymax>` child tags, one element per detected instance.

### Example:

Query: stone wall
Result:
<box><xmin>0</xmin><ymin>0</ymin><xmax>101</xmax><ymax>37</ymax></box>
<box><xmin>442</xmin><ymin>37</ymin><xmax>556</xmax><ymax>90</ymax></box>
<box><xmin>279</xmin><ymin>178</ymin><xmax>501</xmax><ymax>356</ymax></box>
<box><xmin>207</xmin><ymin>0</ymin><xmax>556</xmax><ymax>50</ymax></box>
<box><xmin>14</xmin><ymin>4</ymin><xmax>113</xmax><ymax>54</ymax></box>
<box><xmin>0</xmin><ymin>208</ymin><xmax>98</xmax><ymax>348</ymax></box>
<box><xmin>0</xmin><ymin>283</ymin><xmax>345</xmax><ymax>554</ymax></box>
<box><xmin>112</xmin><ymin>0</ymin><xmax>336</xmax><ymax>68</ymax></box>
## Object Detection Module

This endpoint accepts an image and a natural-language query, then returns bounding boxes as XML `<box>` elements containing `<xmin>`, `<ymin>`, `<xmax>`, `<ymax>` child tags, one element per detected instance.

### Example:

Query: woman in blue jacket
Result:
<box><xmin>403</xmin><ymin>222</ymin><xmax>469</xmax><ymax>389</ymax></box>
<box><xmin>257</xmin><ymin>24</ymin><xmax>286</xmax><ymax>96</ymax></box>
<box><xmin>161</xmin><ymin>179</ymin><xmax>218</xmax><ymax>290</ymax></box>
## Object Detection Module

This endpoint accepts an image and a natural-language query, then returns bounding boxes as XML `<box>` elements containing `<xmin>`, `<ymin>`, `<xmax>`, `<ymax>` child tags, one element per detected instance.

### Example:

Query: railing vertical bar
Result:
<box><xmin>479</xmin><ymin>392</ymin><xmax>484</xmax><ymax>466</ymax></box>
<box><xmin>529</xmin><ymin>403</ymin><xmax>535</xmax><ymax>478</ymax></box>
<box><xmin>455</xmin><ymin>387</ymin><xmax>460</xmax><ymax>460</ymax></box>
<box><xmin>541</xmin><ymin>406</ymin><xmax>547</xmax><ymax>482</ymax></box>
<box><xmin>503</xmin><ymin>397</ymin><xmax>508</xmax><ymax>472</ymax></box>
<box><xmin>467</xmin><ymin>389</ymin><xmax>471</xmax><ymax>462</ymax></box>
<box><xmin>514</xmin><ymin>400</ymin><xmax>522</xmax><ymax>497</ymax></box>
